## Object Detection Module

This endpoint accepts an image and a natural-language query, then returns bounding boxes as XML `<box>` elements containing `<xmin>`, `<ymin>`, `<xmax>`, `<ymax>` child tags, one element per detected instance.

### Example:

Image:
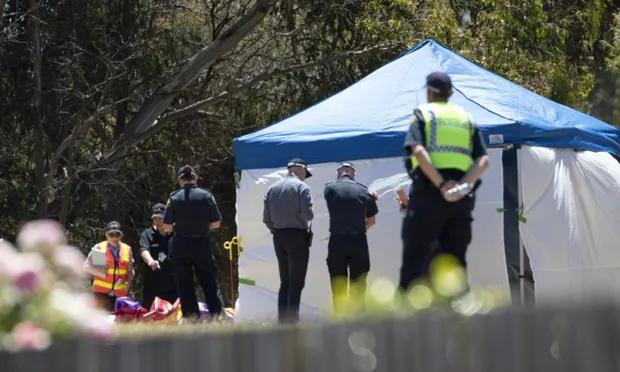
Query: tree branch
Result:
<box><xmin>104</xmin><ymin>0</ymin><xmax>274</xmax><ymax>161</ymax></box>
<box><xmin>161</xmin><ymin>43</ymin><xmax>392</xmax><ymax>123</ymax></box>
<box><xmin>98</xmin><ymin>42</ymin><xmax>393</xmax><ymax>164</ymax></box>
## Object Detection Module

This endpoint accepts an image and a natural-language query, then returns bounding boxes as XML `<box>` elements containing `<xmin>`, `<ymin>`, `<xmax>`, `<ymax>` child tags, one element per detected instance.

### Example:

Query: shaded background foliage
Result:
<box><xmin>0</xmin><ymin>0</ymin><xmax>618</xmax><ymax>306</ymax></box>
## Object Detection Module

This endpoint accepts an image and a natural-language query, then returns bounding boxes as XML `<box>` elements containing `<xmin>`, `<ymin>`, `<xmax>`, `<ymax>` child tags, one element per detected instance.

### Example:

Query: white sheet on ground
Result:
<box><xmin>518</xmin><ymin>145</ymin><xmax>620</xmax><ymax>303</ymax></box>
<box><xmin>235</xmin><ymin>149</ymin><xmax>508</xmax><ymax>320</ymax></box>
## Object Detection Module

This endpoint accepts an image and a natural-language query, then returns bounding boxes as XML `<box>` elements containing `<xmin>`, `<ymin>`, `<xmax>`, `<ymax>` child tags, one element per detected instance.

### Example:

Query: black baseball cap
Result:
<box><xmin>287</xmin><ymin>158</ymin><xmax>312</xmax><ymax>178</ymax></box>
<box><xmin>337</xmin><ymin>162</ymin><xmax>355</xmax><ymax>171</ymax></box>
<box><xmin>151</xmin><ymin>203</ymin><xmax>166</xmax><ymax>219</ymax></box>
<box><xmin>106</xmin><ymin>221</ymin><xmax>122</xmax><ymax>234</ymax></box>
<box><xmin>426</xmin><ymin>72</ymin><xmax>453</xmax><ymax>96</ymax></box>
<box><xmin>177</xmin><ymin>165</ymin><xmax>197</xmax><ymax>179</ymax></box>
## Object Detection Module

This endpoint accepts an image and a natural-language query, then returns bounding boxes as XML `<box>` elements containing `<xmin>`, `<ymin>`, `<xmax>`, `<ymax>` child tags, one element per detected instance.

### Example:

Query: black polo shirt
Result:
<box><xmin>139</xmin><ymin>226</ymin><xmax>171</xmax><ymax>260</ymax></box>
<box><xmin>163</xmin><ymin>183</ymin><xmax>222</xmax><ymax>237</ymax></box>
<box><xmin>324</xmin><ymin>175</ymin><xmax>378</xmax><ymax>234</ymax></box>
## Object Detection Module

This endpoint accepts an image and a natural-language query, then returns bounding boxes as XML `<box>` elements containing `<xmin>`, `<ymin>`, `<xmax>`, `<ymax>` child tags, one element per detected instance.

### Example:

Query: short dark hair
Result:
<box><xmin>177</xmin><ymin>165</ymin><xmax>197</xmax><ymax>180</ymax></box>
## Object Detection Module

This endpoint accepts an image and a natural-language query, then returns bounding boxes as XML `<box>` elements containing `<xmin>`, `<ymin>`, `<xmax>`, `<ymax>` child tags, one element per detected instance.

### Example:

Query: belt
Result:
<box><xmin>330</xmin><ymin>231</ymin><xmax>364</xmax><ymax>235</ymax></box>
<box><xmin>175</xmin><ymin>234</ymin><xmax>207</xmax><ymax>238</ymax></box>
<box><xmin>273</xmin><ymin>228</ymin><xmax>307</xmax><ymax>232</ymax></box>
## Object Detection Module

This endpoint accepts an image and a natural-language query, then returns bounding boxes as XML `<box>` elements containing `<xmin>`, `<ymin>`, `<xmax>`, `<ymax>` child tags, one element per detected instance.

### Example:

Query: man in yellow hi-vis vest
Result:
<box><xmin>84</xmin><ymin>221</ymin><xmax>134</xmax><ymax>312</ymax></box>
<box><xmin>399</xmin><ymin>72</ymin><xmax>490</xmax><ymax>291</ymax></box>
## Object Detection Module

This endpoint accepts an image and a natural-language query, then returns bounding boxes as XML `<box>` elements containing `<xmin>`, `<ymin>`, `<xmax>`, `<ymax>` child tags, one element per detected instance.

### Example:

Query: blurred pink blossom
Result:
<box><xmin>11</xmin><ymin>321</ymin><xmax>51</xmax><ymax>350</ymax></box>
<box><xmin>14</xmin><ymin>271</ymin><xmax>40</xmax><ymax>293</ymax></box>
<box><xmin>0</xmin><ymin>240</ymin><xmax>18</xmax><ymax>280</ymax></box>
<box><xmin>17</xmin><ymin>220</ymin><xmax>66</xmax><ymax>253</ymax></box>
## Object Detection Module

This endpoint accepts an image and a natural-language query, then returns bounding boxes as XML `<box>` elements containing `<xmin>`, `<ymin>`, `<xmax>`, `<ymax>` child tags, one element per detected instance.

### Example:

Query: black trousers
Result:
<box><xmin>142</xmin><ymin>263</ymin><xmax>178</xmax><ymax>309</ymax></box>
<box><xmin>327</xmin><ymin>233</ymin><xmax>370</xmax><ymax>311</ymax></box>
<box><xmin>399</xmin><ymin>188</ymin><xmax>474</xmax><ymax>291</ymax></box>
<box><xmin>273</xmin><ymin>228</ymin><xmax>310</xmax><ymax>323</ymax></box>
<box><xmin>170</xmin><ymin>235</ymin><xmax>222</xmax><ymax>317</ymax></box>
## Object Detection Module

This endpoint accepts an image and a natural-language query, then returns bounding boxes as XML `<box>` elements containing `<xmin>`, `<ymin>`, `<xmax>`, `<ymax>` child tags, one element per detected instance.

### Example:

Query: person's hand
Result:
<box><xmin>441</xmin><ymin>181</ymin><xmax>471</xmax><ymax>202</ymax></box>
<box><xmin>161</xmin><ymin>224</ymin><xmax>173</xmax><ymax>233</ymax></box>
<box><xmin>439</xmin><ymin>180</ymin><xmax>457</xmax><ymax>194</ymax></box>
<box><xmin>148</xmin><ymin>260</ymin><xmax>161</xmax><ymax>271</ymax></box>
<box><xmin>93</xmin><ymin>268</ymin><xmax>106</xmax><ymax>278</ymax></box>
<box><xmin>369</xmin><ymin>191</ymin><xmax>378</xmax><ymax>201</ymax></box>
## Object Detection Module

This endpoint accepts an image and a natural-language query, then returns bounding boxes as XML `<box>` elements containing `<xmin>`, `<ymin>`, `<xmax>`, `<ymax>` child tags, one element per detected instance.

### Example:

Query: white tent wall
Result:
<box><xmin>518</xmin><ymin>145</ymin><xmax>620</xmax><ymax>303</ymax></box>
<box><xmin>235</xmin><ymin>149</ymin><xmax>508</xmax><ymax>319</ymax></box>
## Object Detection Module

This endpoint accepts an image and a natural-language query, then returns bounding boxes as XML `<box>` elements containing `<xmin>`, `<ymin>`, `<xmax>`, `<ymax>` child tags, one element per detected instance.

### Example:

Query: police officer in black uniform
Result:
<box><xmin>163</xmin><ymin>165</ymin><xmax>223</xmax><ymax>319</ymax></box>
<box><xmin>399</xmin><ymin>72</ymin><xmax>490</xmax><ymax>291</ymax></box>
<box><xmin>324</xmin><ymin>162</ymin><xmax>378</xmax><ymax>312</ymax></box>
<box><xmin>139</xmin><ymin>203</ymin><xmax>178</xmax><ymax>309</ymax></box>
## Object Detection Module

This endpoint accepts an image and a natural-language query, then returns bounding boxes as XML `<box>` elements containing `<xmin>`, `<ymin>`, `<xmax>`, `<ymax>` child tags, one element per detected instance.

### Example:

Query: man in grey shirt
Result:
<box><xmin>263</xmin><ymin>158</ymin><xmax>314</xmax><ymax>323</ymax></box>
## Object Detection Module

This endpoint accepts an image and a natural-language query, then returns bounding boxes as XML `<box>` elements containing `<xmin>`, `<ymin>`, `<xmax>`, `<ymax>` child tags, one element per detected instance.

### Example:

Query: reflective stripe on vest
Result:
<box><xmin>92</xmin><ymin>279</ymin><xmax>127</xmax><ymax>290</ymax></box>
<box><xmin>106</xmin><ymin>268</ymin><xmax>128</xmax><ymax>275</ymax></box>
<box><xmin>411</xmin><ymin>102</ymin><xmax>473</xmax><ymax>172</ymax></box>
<box><xmin>91</xmin><ymin>241</ymin><xmax>131</xmax><ymax>297</ymax></box>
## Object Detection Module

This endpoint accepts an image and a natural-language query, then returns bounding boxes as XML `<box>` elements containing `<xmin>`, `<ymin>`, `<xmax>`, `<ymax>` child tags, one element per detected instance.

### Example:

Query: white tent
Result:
<box><xmin>232</xmin><ymin>40</ymin><xmax>620</xmax><ymax>321</ymax></box>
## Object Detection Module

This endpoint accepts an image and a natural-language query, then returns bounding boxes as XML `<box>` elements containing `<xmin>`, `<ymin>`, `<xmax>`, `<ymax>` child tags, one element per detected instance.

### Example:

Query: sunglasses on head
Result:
<box><xmin>107</xmin><ymin>232</ymin><xmax>122</xmax><ymax>238</ymax></box>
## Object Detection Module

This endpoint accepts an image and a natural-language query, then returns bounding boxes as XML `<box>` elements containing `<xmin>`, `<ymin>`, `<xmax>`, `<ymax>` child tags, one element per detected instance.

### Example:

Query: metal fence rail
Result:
<box><xmin>2</xmin><ymin>305</ymin><xmax>618</xmax><ymax>372</ymax></box>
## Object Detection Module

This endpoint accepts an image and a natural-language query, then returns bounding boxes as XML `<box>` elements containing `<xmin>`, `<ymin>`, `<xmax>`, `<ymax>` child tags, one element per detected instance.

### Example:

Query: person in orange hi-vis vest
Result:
<box><xmin>83</xmin><ymin>221</ymin><xmax>134</xmax><ymax>312</ymax></box>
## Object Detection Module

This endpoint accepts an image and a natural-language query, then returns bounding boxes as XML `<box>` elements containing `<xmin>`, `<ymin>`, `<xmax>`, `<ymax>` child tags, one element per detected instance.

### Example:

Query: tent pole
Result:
<box><xmin>516</xmin><ymin>146</ymin><xmax>525</xmax><ymax>307</ymax></box>
<box><xmin>519</xmin><ymin>238</ymin><xmax>525</xmax><ymax>307</ymax></box>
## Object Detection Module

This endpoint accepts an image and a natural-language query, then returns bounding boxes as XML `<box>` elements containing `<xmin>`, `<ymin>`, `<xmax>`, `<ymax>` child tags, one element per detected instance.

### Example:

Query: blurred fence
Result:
<box><xmin>2</xmin><ymin>304</ymin><xmax>619</xmax><ymax>372</ymax></box>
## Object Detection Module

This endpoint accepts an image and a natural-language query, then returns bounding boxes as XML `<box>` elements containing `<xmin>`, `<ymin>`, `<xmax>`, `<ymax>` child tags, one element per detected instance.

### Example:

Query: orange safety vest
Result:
<box><xmin>91</xmin><ymin>241</ymin><xmax>131</xmax><ymax>297</ymax></box>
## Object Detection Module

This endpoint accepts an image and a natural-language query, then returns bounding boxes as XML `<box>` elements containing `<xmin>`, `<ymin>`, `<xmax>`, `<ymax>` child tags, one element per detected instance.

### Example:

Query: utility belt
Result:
<box><xmin>174</xmin><ymin>233</ymin><xmax>208</xmax><ymax>238</ymax></box>
<box><xmin>330</xmin><ymin>230</ymin><xmax>365</xmax><ymax>236</ymax></box>
<box><xmin>273</xmin><ymin>228</ymin><xmax>307</xmax><ymax>233</ymax></box>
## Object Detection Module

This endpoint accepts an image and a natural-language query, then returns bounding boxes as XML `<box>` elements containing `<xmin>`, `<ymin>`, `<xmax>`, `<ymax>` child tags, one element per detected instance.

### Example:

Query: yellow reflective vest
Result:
<box><xmin>410</xmin><ymin>102</ymin><xmax>473</xmax><ymax>172</ymax></box>
<box><xmin>91</xmin><ymin>241</ymin><xmax>131</xmax><ymax>297</ymax></box>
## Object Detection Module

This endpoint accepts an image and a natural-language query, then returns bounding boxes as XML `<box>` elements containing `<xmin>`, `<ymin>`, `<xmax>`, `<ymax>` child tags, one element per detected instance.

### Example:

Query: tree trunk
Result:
<box><xmin>28</xmin><ymin>0</ymin><xmax>47</xmax><ymax>216</ymax></box>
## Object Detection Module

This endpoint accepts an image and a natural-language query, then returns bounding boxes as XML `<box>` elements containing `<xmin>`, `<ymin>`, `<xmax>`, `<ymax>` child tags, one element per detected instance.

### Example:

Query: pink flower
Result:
<box><xmin>10</xmin><ymin>253</ymin><xmax>46</xmax><ymax>295</ymax></box>
<box><xmin>0</xmin><ymin>240</ymin><xmax>19</xmax><ymax>280</ymax></box>
<box><xmin>14</xmin><ymin>270</ymin><xmax>40</xmax><ymax>293</ymax></box>
<box><xmin>17</xmin><ymin>220</ymin><xmax>66</xmax><ymax>253</ymax></box>
<box><xmin>11</xmin><ymin>321</ymin><xmax>51</xmax><ymax>350</ymax></box>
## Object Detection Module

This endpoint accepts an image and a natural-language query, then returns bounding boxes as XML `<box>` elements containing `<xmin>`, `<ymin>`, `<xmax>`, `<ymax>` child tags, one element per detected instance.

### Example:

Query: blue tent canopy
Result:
<box><xmin>233</xmin><ymin>39</ymin><xmax>620</xmax><ymax>170</ymax></box>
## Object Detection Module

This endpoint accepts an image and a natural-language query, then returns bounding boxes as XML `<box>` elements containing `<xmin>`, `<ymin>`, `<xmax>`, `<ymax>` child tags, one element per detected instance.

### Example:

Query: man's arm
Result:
<box><xmin>405</xmin><ymin>111</ymin><xmax>445</xmax><ymax>188</ymax></box>
<box><xmin>461</xmin><ymin>155</ymin><xmax>490</xmax><ymax>186</ymax></box>
<box><xmin>162</xmin><ymin>199</ymin><xmax>174</xmax><ymax>233</ymax></box>
<box><xmin>460</xmin><ymin>128</ymin><xmax>490</xmax><ymax>186</ymax></box>
<box><xmin>263</xmin><ymin>189</ymin><xmax>274</xmax><ymax>231</ymax></box>
<box><xmin>365</xmin><ymin>216</ymin><xmax>376</xmax><ymax>230</ymax></box>
<box><xmin>365</xmin><ymin>190</ymin><xmax>379</xmax><ymax>230</ymax></box>
<box><xmin>299</xmin><ymin>184</ymin><xmax>314</xmax><ymax>222</ymax></box>
<box><xmin>412</xmin><ymin>145</ymin><xmax>445</xmax><ymax>188</ymax></box>
<box><xmin>139</xmin><ymin>230</ymin><xmax>160</xmax><ymax>271</ymax></box>
<box><xmin>207</xmin><ymin>194</ymin><xmax>222</xmax><ymax>231</ymax></box>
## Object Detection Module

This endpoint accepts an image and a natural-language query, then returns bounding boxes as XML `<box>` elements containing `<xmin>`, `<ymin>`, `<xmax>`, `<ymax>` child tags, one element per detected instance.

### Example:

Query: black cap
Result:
<box><xmin>151</xmin><ymin>203</ymin><xmax>166</xmax><ymax>219</ymax></box>
<box><xmin>337</xmin><ymin>162</ymin><xmax>355</xmax><ymax>171</ymax></box>
<box><xmin>106</xmin><ymin>221</ymin><xmax>122</xmax><ymax>234</ymax></box>
<box><xmin>287</xmin><ymin>158</ymin><xmax>312</xmax><ymax>178</ymax></box>
<box><xmin>177</xmin><ymin>165</ymin><xmax>197</xmax><ymax>179</ymax></box>
<box><xmin>426</xmin><ymin>72</ymin><xmax>452</xmax><ymax>96</ymax></box>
